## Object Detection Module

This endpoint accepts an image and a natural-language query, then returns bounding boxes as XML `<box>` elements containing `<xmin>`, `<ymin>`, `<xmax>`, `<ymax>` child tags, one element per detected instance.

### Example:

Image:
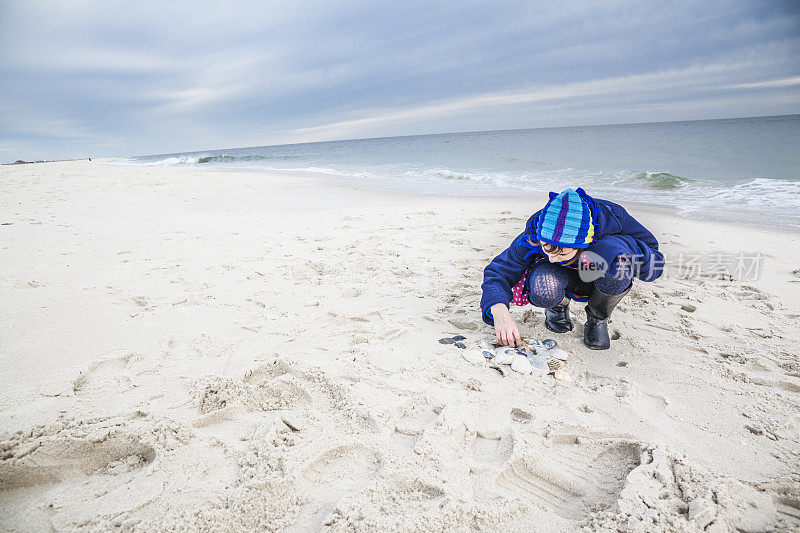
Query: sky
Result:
<box><xmin>1</xmin><ymin>0</ymin><xmax>799</xmax><ymax>161</ymax></box>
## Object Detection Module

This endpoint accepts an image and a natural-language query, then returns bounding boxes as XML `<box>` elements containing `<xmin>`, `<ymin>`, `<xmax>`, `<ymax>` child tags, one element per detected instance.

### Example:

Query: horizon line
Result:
<box><xmin>128</xmin><ymin>112</ymin><xmax>799</xmax><ymax>160</ymax></box>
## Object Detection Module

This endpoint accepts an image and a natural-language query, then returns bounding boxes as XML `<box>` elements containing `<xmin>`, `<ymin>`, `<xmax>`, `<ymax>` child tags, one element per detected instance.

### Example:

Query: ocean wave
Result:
<box><xmin>688</xmin><ymin>177</ymin><xmax>800</xmax><ymax>211</ymax></box>
<box><xmin>197</xmin><ymin>154</ymin><xmax>296</xmax><ymax>164</ymax></box>
<box><xmin>120</xmin><ymin>153</ymin><xmax>305</xmax><ymax>166</ymax></box>
<box><xmin>432</xmin><ymin>170</ymin><xmax>483</xmax><ymax>181</ymax></box>
<box><xmin>402</xmin><ymin>168</ymin><xmax>507</xmax><ymax>184</ymax></box>
<box><xmin>139</xmin><ymin>155</ymin><xmax>201</xmax><ymax>166</ymax></box>
<box><xmin>241</xmin><ymin>165</ymin><xmax>371</xmax><ymax>178</ymax></box>
<box><xmin>198</xmin><ymin>155</ymin><xmax>234</xmax><ymax>163</ymax></box>
<box><xmin>631</xmin><ymin>171</ymin><xmax>694</xmax><ymax>190</ymax></box>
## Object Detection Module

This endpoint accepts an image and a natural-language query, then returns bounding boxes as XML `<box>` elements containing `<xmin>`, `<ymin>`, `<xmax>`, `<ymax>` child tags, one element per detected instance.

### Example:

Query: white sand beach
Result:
<box><xmin>1</xmin><ymin>160</ymin><xmax>799</xmax><ymax>531</ymax></box>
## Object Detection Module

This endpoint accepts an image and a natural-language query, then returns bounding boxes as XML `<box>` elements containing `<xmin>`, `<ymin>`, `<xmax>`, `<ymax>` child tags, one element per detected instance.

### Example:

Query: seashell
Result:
<box><xmin>522</xmin><ymin>345</ymin><xmax>541</xmax><ymax>356</ymax></box>
<box><xmin>493</xmin><ymin>354</ymin><xmax>515</xmax><ymax>365</ymax></box>
<box><xmin>462</xmin><ymin>349</ymin><xmax>486</xmax><ymax>364</ymax></box>
<box><xmin>451</xmin><ymin>335</ymin><xmax>466</xmax><ymax>341</ymax></box>
<box><xmin>518</xmin><ymin>347</ymin><xmax>538</xmax><ymax>359</ymax></box>
<box><xmin>526</xmin><ymin>339</ymin><xmax>543</xmax><ymax>347</ymax></box>
<box><xmin>526</xmin><ymin>355</ymin><xmax>550</xmax><ymax>375</ymax></box>
<box><xmin>478</xmin><ymin>340</ymin><xmax>494</xmax><ymax>351</ymax></box>
<box><xmin>454</xmin><ymin>341</ymin><xmax>466</xmax><ymax>349</ymax></box>
<box><xmin>481</xmin><ymin>350</ymin><xmax>495</xmax><ymax>359</ymax></box>
<box><xmin>553</xmin><ymin>370</ymin><xmax>572</xmax><ymax>381</ymax></box>
<box><xmin>542</xmin><ymin>339</ymin><xmax>558</xmax><ymax>349</ymax></box>
<box><xmin>546</xmin><ymin>358</ymin><xmax>565</xmax><ymax>373</ymax></box>
<box><xmin>545</xmin><ymin>347</ymin><xmax>569</xmax><ymax>361</ymax></box>
<box><xmin>493</xmin><ymin>347</ymin><xmax>516</xmax><ymax>365</ymax></box>
<box><xmin>439</xmin><ymin>337</ymin><xmax>455</xmax><ymax>344</ymax></box>
<box><xmin>511</xmin><ymin>354</ymin><xmax>532</xmax><ymax>374</ymax></box>
<box><xmin>489</xmin><ymin>362</ymin><xmax>510</xmax><ymax>377</ymax></box>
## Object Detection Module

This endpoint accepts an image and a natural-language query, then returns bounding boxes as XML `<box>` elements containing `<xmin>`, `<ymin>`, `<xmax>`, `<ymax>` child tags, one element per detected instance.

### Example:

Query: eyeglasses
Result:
<box><xmin>526</xmin><ymin>238</ymin><xmax>576</xmax><ymax>257</ymax></box>
<box><xmin>541</xmin><ymin>242</ymin><xmax>574</xmax><ymax>256</ymax></box>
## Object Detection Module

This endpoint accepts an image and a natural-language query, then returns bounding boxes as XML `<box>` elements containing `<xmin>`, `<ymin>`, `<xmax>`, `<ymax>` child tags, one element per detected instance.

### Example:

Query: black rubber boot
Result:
<box><xmin>583</xmin><ymin>283</ymin><xmax>632</xmax><ymax>350</ymax></box>
<box><xmin>545</xmin><ymin>296</ymin><xmax>573</xmax><ymax>333</ymax></box>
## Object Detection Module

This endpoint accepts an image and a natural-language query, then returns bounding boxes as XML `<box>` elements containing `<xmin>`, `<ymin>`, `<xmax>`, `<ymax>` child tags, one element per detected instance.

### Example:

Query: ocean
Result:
<box><xmin>114</xmin><ymin>114</ymin><xmax>800</xmax><ymax>230</ymax></box>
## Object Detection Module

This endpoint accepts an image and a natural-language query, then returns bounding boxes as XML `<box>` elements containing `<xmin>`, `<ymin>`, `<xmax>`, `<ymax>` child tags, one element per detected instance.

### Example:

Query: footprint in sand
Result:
<box><xmin>470</xmin><ymin>430</ymin><xmax>515</xmax><ymax>497</ymax></box>
<box><xmin>250</xmin><ymin>374</ymin><xmax>312</xmax><ymax>411</ymax></box>
<box><xmin>192</xmin><ymin>371</ymin><xmax>310</xmax><ymax>427</ymax></box>
<box><xmin>193</xmin><ymin>333</ymin><xmax>239</xmax><ymax>358</ymax></box>
<box><xmin>472</xmin><ymin>431</ymin><xmax>513</xmax><ymax>467</ymax></box>
<box><xmin>447</xmin><ymin>317</ymin><xmax>482</xmax><ymax>331</ymax></box>
<box><xmin>242</xmin><ymin>358</ymin><xmax>291</xmax><ymax>384</ymax></box>
<box><xmin>0</xmin><ymin>428</ymin><xmax>156</xmax><ymax>490</ymax></box>
<box><xmin>389</xmin><ymin>477</ymin><xmax>447</xmax><ymax>506</ymax></box>
<box><xmin>392</xmin><ymin>402</ymin><xmax>441</xmax><ymax>449</ymax></box>
<box><xmin>72</xmin><ymin>350</ymin><xmax>146</xmax><ymax>393</ymax></box>
<box><xmin>495</xmin><ymin>432</ymin><xmax>642</xmax><ymax>520</ymax></box>
<box><xmin>322</xmin><ymin>474</ymin><xmax>452</xmax><ymax>530</ymax></box>
<box><xmin>295</xmin><ymin>444</ymin><xmax>382</xmax><ymax>529</ymax></box>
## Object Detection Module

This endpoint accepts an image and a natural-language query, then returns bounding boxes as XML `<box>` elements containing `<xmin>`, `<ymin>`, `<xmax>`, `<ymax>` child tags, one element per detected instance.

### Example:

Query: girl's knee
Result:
<box><xmin>527</xmin><ymin>266</ymin><xmax>571</xmax><ymax>308</ymax></box>
<box><xmin>527</xmin><ymin>291</ymin><xmax>565</xmax><ymax>308</ymax></box>
<box><xmin>594</xmin><ymin>274</ymin><xmax>633</xmax><ymax>295</ymax></box>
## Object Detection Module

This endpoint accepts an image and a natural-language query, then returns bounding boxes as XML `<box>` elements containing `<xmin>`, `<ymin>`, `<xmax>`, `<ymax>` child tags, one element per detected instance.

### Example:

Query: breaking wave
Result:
<box><xmin>631</xmin><ymin>171</ymin><xmax>694</xmax><ymax>190</ymax></box>
<box><xmin>114</xmin><ymin>154</ymin><xmax>302</xmax><ymax>166</ymax></box>
<box><xmin>196</xmin><ymin>154</ymin><xmax>286</xmax><ymax>164</ymax></box>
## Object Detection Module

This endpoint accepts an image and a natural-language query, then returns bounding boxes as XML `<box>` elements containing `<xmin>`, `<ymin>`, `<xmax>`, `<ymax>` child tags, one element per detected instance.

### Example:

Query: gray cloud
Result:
<box><xmin>1</xmin><ymin>0</ymin><xmax>798</xmax><ymax>160</ymax></box>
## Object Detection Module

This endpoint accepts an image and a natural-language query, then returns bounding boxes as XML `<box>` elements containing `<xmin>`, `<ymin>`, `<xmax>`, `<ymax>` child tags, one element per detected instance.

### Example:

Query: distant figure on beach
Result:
<box><xmin>481</xmin><ymin>187</ymin><xmax>664</xmax><ymax>350</ymax></box>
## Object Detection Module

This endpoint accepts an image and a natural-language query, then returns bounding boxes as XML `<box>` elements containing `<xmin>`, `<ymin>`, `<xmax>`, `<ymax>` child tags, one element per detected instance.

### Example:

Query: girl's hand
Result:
<box><xmin>491</xmin><ymin>303</ymin><xmax>523</xmax><ymax>348</ymax></box>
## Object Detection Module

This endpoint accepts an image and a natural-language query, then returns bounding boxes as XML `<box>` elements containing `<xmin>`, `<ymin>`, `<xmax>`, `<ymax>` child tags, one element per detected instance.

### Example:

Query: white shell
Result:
<box><xmin>511</xmin><ymin>354</ymin><xmax>532</xmax><ymax>374</ymax></box>
<box><xmin>461</xmin><ymin>349</ymin><xmax>487</xmax><ymax>364</ymax></box>
<box><xmin>492</xmin><ymin>347</ymin><xmax>517</xmax><ymax>365</ymax></box>
<box><xmin>478</xmin><ymin>340</ymin><xmax>494</xmax><ymax>351</ymax></box>
<box><xmin>553</xmin><ymin>370</ymin><xmax>572</xmax><ymax>381</ymax></box>
<box><xmin>527</xmin><ymin>355</ymin><xmax>550</xmax><ymax>375</ymax></box>
<box><xmin>545</xmin><ymin>347</ymin><xmax>569</xmax><ymax>361</ymax></box>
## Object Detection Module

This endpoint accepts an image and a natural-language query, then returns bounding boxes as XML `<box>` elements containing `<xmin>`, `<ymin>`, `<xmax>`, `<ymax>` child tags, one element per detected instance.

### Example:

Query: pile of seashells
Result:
<box><xmin>448</xmin><ymin>336</ymin><xmax>571</xmax><ymax>381</ymax></box>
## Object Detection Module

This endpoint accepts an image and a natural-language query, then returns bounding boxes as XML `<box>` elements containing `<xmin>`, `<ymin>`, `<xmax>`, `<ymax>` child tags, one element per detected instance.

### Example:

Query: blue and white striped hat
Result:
<box><xmin>536</xmin><ymin>188</ymin><xmax>595</xmax><ymax>248</ymax></box>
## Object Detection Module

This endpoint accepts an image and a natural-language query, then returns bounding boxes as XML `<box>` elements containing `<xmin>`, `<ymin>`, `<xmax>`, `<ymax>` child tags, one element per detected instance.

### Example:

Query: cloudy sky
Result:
<box><xmin>1</xmin><ymin>0</ymin><xmax>798</xmax><ymax>160</ymax></box>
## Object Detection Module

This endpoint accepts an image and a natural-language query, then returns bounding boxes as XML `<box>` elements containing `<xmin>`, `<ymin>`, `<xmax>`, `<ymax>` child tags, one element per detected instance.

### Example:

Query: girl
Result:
<box><xmin>481</xmin><ymin>187</ymin><xmax>664</xmax><ymax>350</ymax></box>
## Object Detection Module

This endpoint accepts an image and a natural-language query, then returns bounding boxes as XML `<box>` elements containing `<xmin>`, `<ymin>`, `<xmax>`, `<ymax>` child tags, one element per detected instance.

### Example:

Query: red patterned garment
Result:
<box><xmin>510</xmin><ymin>268</ymin><xmax>531</xmax><ymax>306</ymax></box>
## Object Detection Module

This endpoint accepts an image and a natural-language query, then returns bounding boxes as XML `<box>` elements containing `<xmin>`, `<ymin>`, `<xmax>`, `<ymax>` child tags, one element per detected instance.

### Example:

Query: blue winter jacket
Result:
<box><xmin>480</xmin><ymin>189</ymin><xmax>664</xmax><ymax>326</ymax></box>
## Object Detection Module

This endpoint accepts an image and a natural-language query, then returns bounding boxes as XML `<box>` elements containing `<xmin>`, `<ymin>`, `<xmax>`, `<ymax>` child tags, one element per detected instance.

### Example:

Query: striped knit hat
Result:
<box><xmin>536</xmin><ymin>188</ymin><xmax>595</xmax><ymax>248</ymax></box>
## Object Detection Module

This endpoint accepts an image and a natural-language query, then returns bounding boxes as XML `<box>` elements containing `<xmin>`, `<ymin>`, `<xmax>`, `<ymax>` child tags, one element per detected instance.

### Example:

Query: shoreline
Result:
<box><xmin>101</xmin><ymin>159</ymin><xmax>800</xmax><ymax>235</ymax></box>
<box><xmin>1</xmin><ymin>160</ymin><xmax>798</xmax><ymax>531</ymax></box>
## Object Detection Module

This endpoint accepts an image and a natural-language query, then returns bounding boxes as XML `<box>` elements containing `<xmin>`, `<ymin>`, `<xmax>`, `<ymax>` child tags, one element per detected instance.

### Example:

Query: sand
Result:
<box><xmin>1</xmin><ymin>160</ymin><xmax>798</xmax><ymax>532</ymax></box>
